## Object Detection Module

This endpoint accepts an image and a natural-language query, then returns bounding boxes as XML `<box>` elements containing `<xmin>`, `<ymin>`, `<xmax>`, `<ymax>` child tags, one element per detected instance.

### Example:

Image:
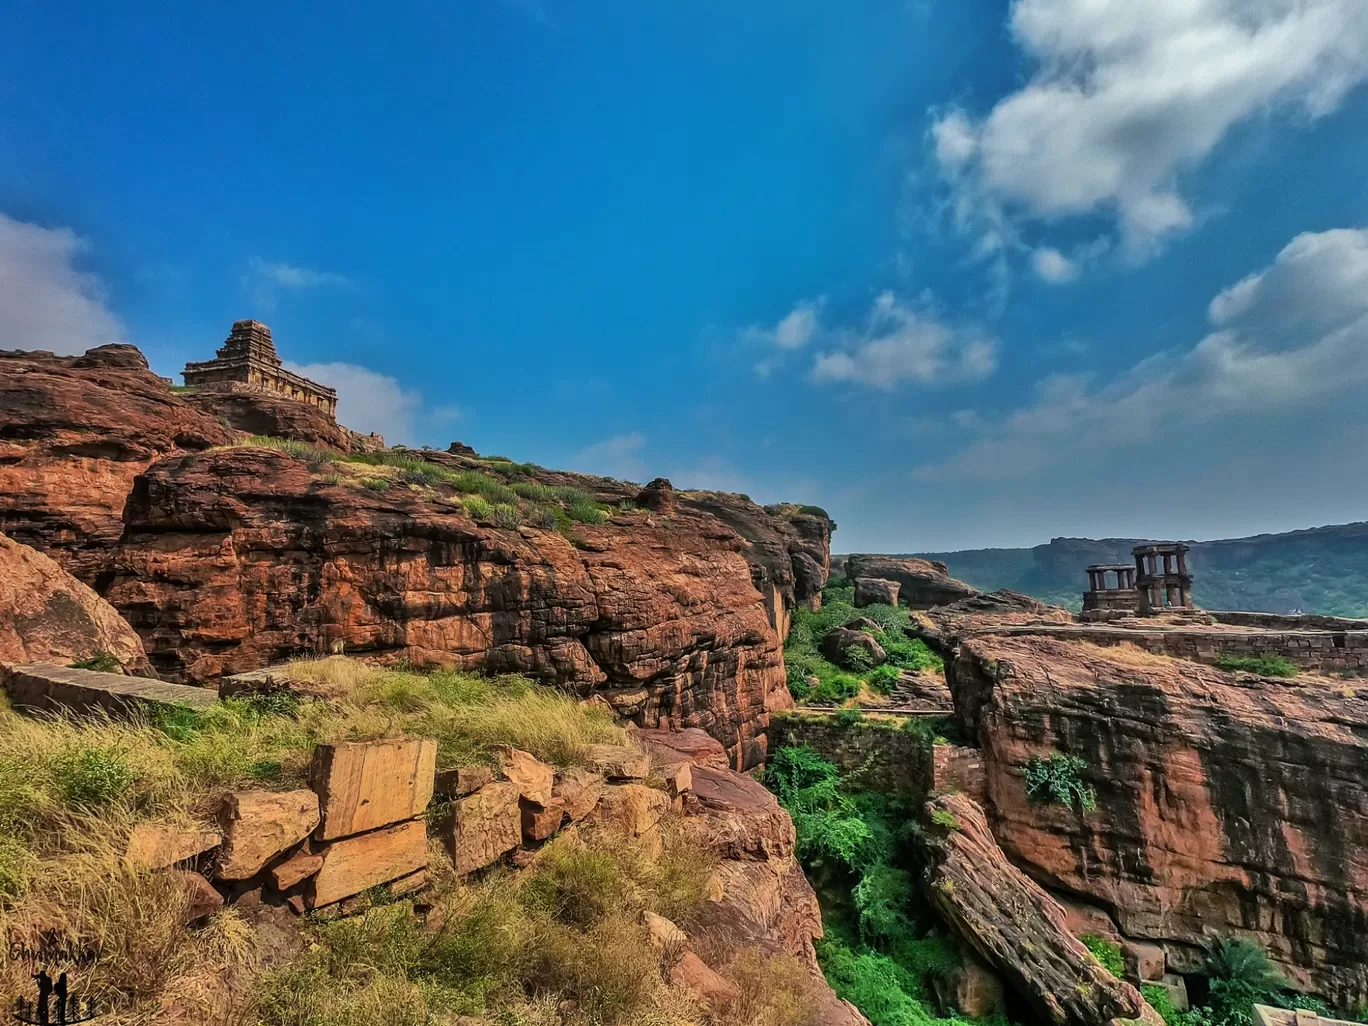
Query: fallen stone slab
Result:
<box><xmin>216</xmin><ymin>789</ymin><xmax>320</xmax><ymax>881</ymax></box>
<box><xmin>125</xmin><ymin>821</ymin><xmax>222</xmax><ymax>869</ymax></box>
<box><xmin>446</xmin><ymin>781</ymin><xmax>522</xmax><ymax>875</ymax></box>
<box><xmin>307</xmin><ymin>818</ymin><xmax>429</xmax><ymax>909</ymax></box>
<box><xmin>1</xmin><ymin>662</ymin><xmax>217</xmax><ymax>718</ymax></box>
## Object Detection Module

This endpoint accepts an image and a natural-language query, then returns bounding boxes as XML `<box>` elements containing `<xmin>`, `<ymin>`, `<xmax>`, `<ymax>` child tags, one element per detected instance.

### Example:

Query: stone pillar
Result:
<box><xmin>1177</xmin><ymin>550</ymin><xmax>1188</xmax><ymax>574</ymax></box>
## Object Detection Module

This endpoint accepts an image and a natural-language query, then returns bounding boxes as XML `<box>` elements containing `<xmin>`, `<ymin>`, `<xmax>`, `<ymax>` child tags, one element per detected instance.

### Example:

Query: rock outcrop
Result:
<box><xmin>0</xmin><ymin>532</ymin><xmax>149</xmax><ymax>672</ymax></box>
<box><xmin>948</xmin><ymin>632</ymin><xmax>1368</xmax><ymax>1004</ymax></box>
<box><xmin>853</xmin><ymin>577</ymin><xmax>900</xmax><ymax>607</ymax></box>
<box><xmin>182</xmin><ymin>390</ymin><xmax>352</xmax><ymax>451</ymax></box>
<box><xmin>103</xmin><ymin>447</ymin><xmax>789</xmax><ymax>768</ymax></box>
<box><xmin>915</xmin><ymin>792</ymin><xmax>1144</xmax><ymax>1026</ymax></box>
<box><xmin>0</xmin><ymin>346</ymin><xmax>234</xmax><ymax>580</ymax></box>
<box><xmin>844</xmin><ymin>554</ymin><xmax>976</xmax><ymax>609</ymax></box>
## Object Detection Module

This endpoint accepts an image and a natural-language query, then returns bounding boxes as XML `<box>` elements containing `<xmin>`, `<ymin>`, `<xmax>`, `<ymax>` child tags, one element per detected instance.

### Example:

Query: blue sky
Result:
<box><xmin>2</xmin><ymin>0</ymin><xmax>1367</xmax><ymax>551</ymax></box>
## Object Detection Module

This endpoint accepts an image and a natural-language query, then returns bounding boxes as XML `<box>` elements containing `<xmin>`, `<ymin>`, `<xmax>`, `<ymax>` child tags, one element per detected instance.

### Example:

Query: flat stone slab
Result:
<box><xmin>1</xmin><ymin>662</ymin><xmax>218</xmax><ymax>717</ymax></box>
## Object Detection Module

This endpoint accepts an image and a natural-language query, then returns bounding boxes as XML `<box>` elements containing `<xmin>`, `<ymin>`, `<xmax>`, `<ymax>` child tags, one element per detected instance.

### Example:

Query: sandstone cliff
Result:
<box><xmin>946</xmin><ymin>632</ymin><xmax>1368</xmax><ymax>1004</ymax></box>
<box><xmin>0</xmin><ymin>345</ymin><xmax>234</xmax><ymax>580</ymax></box>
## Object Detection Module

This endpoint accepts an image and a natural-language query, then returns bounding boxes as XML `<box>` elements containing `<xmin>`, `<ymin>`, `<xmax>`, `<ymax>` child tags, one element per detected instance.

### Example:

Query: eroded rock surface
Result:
<box><xmin>0</xmin><ymin>532</ymin><xmax>149</xmax><ymax>672</ymax></box>
<box><xmin>844</xmin><ymin>554</ymin><xmax>976</xmax><ymax>609</ymax></box>
<box><xmin>0</xmin><ymin>346</ymin><xmax>233</xmax><ymax>579</ymax></box>
<box><xmin>915</xmin><ymin>792</ymin><xmax>1144</xmax><ymax>1026</ymax></box>
<box><xmin>182</xmin><ymin>389</ymin><xmax>351</xmax><ymax>451</ymax></box>
<box><xmin>949</xmin><ymin>632</ymin><xmax>1368</xmax><ymax>1003</ymax></box>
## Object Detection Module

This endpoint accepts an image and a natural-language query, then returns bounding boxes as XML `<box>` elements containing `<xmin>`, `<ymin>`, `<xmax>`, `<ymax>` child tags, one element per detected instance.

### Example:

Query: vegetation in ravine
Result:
<box><xmin>228</xmin><ymin>435</ymin><xmax>616</xmax><ymax>533</ymax></box>
<box><xmin>784</xmin><ymin>580</ymin><xmax>943</xmax><ymax>705</ymax></box>
<box><xmin>0</xmin><ymin>658</ymin><xmax>820</xmax><ymax>1025</ymax></box>
<box><xmin>765</xmin><ymin>745</ymin><xmax>1009</xmax><ymax>1026</ymax></box>
<box><xmin>1021</xmin><ymin>753</ymin><xmax>1096</xmax><ymax>813</ymax></box>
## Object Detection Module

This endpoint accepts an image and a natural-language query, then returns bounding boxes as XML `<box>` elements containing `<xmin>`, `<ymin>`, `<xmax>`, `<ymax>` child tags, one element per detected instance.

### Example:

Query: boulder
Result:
<box><xmin>307</xmin><ymin>819</ymin><xmax>429</xmax><ymax>909</ymax></box>
<box><xmin>215</xmin><ymin>789</ymin><xmax>320</xmax><ymax>881</ymax></box>
<box><xmin>634</xmin><ymin>478</ymin><xmax>677</xmax><ymax>514</ymax></box>
<box><xmin>637</xmin><ymin>727</ymin><xmax>731</xmax><ymax>771</ymax></box>
<box><xmin>586</xmin><ymin>784</ymin><xmax>670</xmax><ymax>841</ymax></box>
<box><xmin>0</xmin><ymin>533</ymin><xmax>151</xmax><ymax>673</ymax></box>
<box><xmin>853</xmin><ymin>577</ymin><xmax>900</xmax><ymax>608</ymax></box>
<box><xmin>643</xmin><ymin>910</ymin><xmax>687</xmax><ymax>950</ymax></box>
<box><xmin>434</xmin><ymin>765</ymin><xmax>494</xmax><ymax>799</ymax></box>
<box><xmin>668</xmin><ymin>950</ymin><xmax>741</xmax><ymax>1007</ymax></box>
<box><xmin>309</xmin><ymin>738</ymin><xmax>437</xmax><ymax>841</ymax></box>
<box><xmin>125</xmin><ymin>822</ymin><xmax>222</xmax><ymax>869</ymax></box>
<box><xmin>521</xmin><ymin>796</ymin><xmax>567</xmax><ymax>843</ymax></box>
<box><xmin>819</xmin><ymin>627</ymin><xmax>886</xmax><ymax>667</ymax></box>
<box><xmin>269</xmin><ymin>852</ymin><xmax>324</xmax><ymax>891</ymax></box>
<box><xmin>661</xmin><ymin>762</ymin><xmax>692</xmax><ymax>798</ymax></box>
<box><xmin>937</xmin><ymin>958</ymin><xmax>1004</xmax><ymax>1020</ymax></box>
<box><xmin>585</xmin><ymin>743</ymin><xmax>649</xmax><ymax>781</ymax></box>
<box><xmin>445</xmin><ymin>782</ymin><xmax>522</xmax><ymax>875</ymax></box>
<box><xmin>912</xmin><ymin>792</ymin><xmax>1142</xmax><ymax>1026</ymax></box>
<box><xmin>496</xmin><ymin>746</ymin><xmax>555</xmax><ymax>806</ymax></box>
<box><xmin>553</xmin><ymin>767</ymin><xmax>605</xmax><ymax>823</ymax></box>
<box><xmin>844</xmin><ymin>555</ymin><xmax>976</xmax><ymax>609</ymax></box>
<box><xmin>174</xmin><ymin>870</ymin><xmax>224</xmax><ymax>924</ymax></box>
<box><xmin>688</xmin><ymin>765</ymin><xmax>794</xmax><ymax>861</ymax></box>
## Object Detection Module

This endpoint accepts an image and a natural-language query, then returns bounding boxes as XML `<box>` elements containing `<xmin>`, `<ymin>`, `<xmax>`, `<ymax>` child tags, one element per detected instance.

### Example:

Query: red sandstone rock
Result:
<box><xmin>552</xmin><ymin>767</ymin><xmax>604</xmax><ymax>823</ymax></box>
<box><xmin>0</xmin><ymin>346</ymin><xmax>233</xmax><ymax>580</ymax></box>
<box><xmin>215</xmin><ymin>789</ymin><xmax>320</xmax><ymax>881</ymax></box>
<box><xmin>820</xmin><ymin>627</ymin><xmax>886</xmax><ymax>667</ymax></box>
<box><xmin>496</xmin><ymin>746</ymin><xmax>555</xmax><ymax>805</ymax></box>
<box><xmin>307</xmin><ymin>818</ymin><xmax>429</xmax><ymax>909</ymax></box>
<box><xmin>637</xmin><ymin>726</ymin><xmax>732</xmax><ymax>771</ymax></box>
<box><xmin>309</xmin><ymin>738</ymin><xmax>437</xmax><ymax>840</ymax></box>
<box><xmin>446</xmin><ymin>781</ymin><xmax>522</xmax><ymax>875</ymax></box>
<box><xmin>173</xmin><ymin>870</ymin><xmax>224</xmax><ymax>924</ymax></box>
<box><xmin>125</xmin><ymin>822</ymin><xmax>221</xmax><ymax>869</ymax></box>
<box><xmin>853</xmin><ymin>577</ymin><xmax>900</xmax><ymax>608</ymax></box>
<box><xmin>584</xmin><ymin>743</ymin><xmax>649</xmax><ymax>781</ymax></box>
<box><xmin>105</xmin><ymin>446</ymin><xmax>790</xmax><ymax>766</ymax></box>
<box><xmin>182</xmin><ymin>389</ymin><xmax>351</xmax><ymax>451</ymax></box>
<box><xmin>914</xmin><ymin>792</ymin><xmax>1143</xmax><ymax>1026</ymax></box>
<box><xmin>949</xmin><ymin>632</ymin><xmax>1368</xmax><ymax>1002</ymax></box>
<box><xmin>0</xmin><ymin>532</ymin><xmax>150</xmax><ymax>673</ymax></box>
<box><xmin>433</xmin><ymin>765</ymin><xmax>494</xmax><ymax>799</ymax></box>
<box><xmin>668</xmin><ymin>950</ymin><xmax>741</xmax><ymax>1006</ymax></box>
<box><xmin>520</xmin><ymin>796</ymin><xmax>566</xmax><ymax>842</ymax></box>
<box><xmin>845</xmin><ymin>554</ymin><xmax>976</xmax><ymax>609</ymax></box>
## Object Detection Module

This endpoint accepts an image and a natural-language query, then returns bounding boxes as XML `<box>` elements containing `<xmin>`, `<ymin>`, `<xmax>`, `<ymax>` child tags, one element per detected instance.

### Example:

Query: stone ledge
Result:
<box><xmin>1</xmin><ymin>661</ymin><xmax>218</xmax><ymax>717</ymax></box>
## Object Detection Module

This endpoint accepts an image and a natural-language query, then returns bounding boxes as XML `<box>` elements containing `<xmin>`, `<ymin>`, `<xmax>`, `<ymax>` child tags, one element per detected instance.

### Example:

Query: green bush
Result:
<box><xmin>48</xmin><ymin>745</ymin><xmax>139</xmax><ymax>808</ymax></box>
<box><xmin>1082</xmin><ymin>934</ymin><xmax>1126</xmax><ymax>978</ymax></box>
<box><xmin>567</xmin><ymin>500</ymin><xmax>606</xmax><ymax>525</ymax></box>
<box><xmin>361</xmin><ymin>477</ymin><xmax>390</xmax><ymax>491</ymax></box>
<box><xmin>1213</xmin><ymin>655</ymin><xmax>1298</xmax><ymax>678</ymax></box>
<box><xmin>528</xmin><ymin>505</ymin><xmax>559</xmax><ymax>530</ymax></box>
<box><xmin>1205</xmin><ymin>936</ymin><xmax>1289</xmax><ymax>1025</ymax></box>
<box><xmin>491</xmin><ymin>503</ymin><xmax>521</xmax><ymax>529</ymax></box>
<box><xmin>844</xmin><ymin>646</ymin><xmax>876</xmax><ymax>672</ymax></box>
<box><xmin>866</xmin><ymin>665</ymin><xmax>903</xmax><ymax>694</ymax></box>
<box><xmin>928</xmin><ymin>809</ymin><xmax>961</xmax><ymax>832</ymax></box>
<box><xmin>1023</xmin><ymin>753</ymin><xmax>1096</xmax><ymax>812</ymax></box>
<box><xmin>836</xmin><ymin>707</ymin><xmax>864</xmax><ymax>727</ymax></box>
<box><xmin>464</xmin><ymin>496</ymin><xmax>493</xmax><ymax>521</ymax></box>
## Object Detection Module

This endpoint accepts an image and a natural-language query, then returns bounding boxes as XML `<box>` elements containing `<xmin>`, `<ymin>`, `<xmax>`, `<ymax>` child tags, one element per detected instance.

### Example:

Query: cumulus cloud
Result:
<box><xmin>0</xmin><ymin>213</ymin><xmax>123</xmax><ymax>353</ymax></box>
<box><xmin>741</xmin><ymin>297</ymin><xmax>825</xmax><ymax>351</ymax></box>
<box><xmin>810</xmin><ymin>291</ymin><xmax>997</xmax><ymax>390</ymax></box>
<box><xmin>572</xmin><ymin>432</ymin><xmax>649</xmax><ymax>482</ymax></box>
<box><xmin>1031</xmin><ymin>247</ymin><xmax>1077</xmax><ymax>283</ymax></box>
<box><xmin>285</xmin><ymin>361</ymin><xmax>424</xmax><ymax>443</ymax></box>
<box><xmin>921</xmin><ymin>226</ymin><xmax>1368</xmax><ymax>481</ymax></box>
<box><xmin>931</xmin><ymin>0</ymin><xmax>1368</xmax><ymax>261</ymax></box>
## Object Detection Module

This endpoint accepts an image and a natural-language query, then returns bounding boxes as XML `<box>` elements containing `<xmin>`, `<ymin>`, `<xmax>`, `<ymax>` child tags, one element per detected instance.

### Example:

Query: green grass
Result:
<box><xmin>1213</xmin><ymin>654</ymin><xmax>1299</xmax><ymax>678</ymax></box>
<box><xmin>1081</xmin><ymin>935</ymin><xmax>1125</xmax><ymax>979</ymax></box>
<box><xmin>69</xmin><ymin>652</ymin><xmax>123</xmax><ymax>673</ymax></box>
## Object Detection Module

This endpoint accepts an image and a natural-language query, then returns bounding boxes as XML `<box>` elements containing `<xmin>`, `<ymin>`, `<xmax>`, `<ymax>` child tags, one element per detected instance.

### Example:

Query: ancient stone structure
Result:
<box><xmin>182</xmin><ymin>320</ymin><xmax>338</xmax><ymax>418</ymax></box>
<box><xmin>1133</xmin><ymin>542</ymin><xmax>1193</xmax><ymax>613</ymax></box>
<box><xmin>1080</xmin><ymin>563</ymin><xmax>1140</xmax><ymax>620</ymax></box>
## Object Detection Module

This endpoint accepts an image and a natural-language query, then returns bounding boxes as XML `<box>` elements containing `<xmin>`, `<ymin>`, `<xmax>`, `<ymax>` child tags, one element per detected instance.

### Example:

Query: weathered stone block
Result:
<box><xmin>434</xmin><ymin>765</ymin><xmax>493</xmax><ymax>799</ymax></box>
<box><xmin>125</xmin><ymin>822</ymin><xmax>221</xmax><ymax>869</ymax></box>
<box><xmin>309</xmin><ymin>738</ymin><xmax>437</xmax><ymax>841</ymax></box>
<box><xmin>586</xmin><ymin>744</ymin><xmax>650</xmax><ymax>781</ymax></box>
<box><xmin>270</xmin><ymin>852</ymin><xmax>324</xmax><ymax>891</ymax></box>
<box><xmin>307</xmin><ymin>818</ymin><xmax>429</xmax><ymax>909</ymax></box>
<box><xmin>446</xmin><ymin>781</ymin><xmax>522</xmax><ymax>875</ymax></box>
<box><xmin>553</xmin><ymin>767</ymin><xmax>605</xmax><ymax>823</ymax></box>
<box><xmin>521</xmin><ymin>796</ymin><xmax>566</xmax><ymax>843</ymax></box>
<box><xmin>216</xmin><ymin>789</ymin><xmax>320</xmax><ymax>881</ymax></box>
<box><xmin>854</xmin><ymin>577</ymin><xmax>901</xmax><ymax>608</ymax></box>
<box><xmin>496</xmin><ymin>746</ymin><xmax>554</xmax><ymax>806</ymax></box>
<box><xmin>2</xmin><ymin>662</ymin><xmax>216</xmax><ymax>718</ymax></box>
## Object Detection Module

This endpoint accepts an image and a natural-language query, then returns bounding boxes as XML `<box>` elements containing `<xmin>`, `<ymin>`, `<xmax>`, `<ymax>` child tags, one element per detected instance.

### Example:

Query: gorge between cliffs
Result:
<box><xmin>2</xmin><ymin>343</ymin><xmax>1367</xmax><ymax>1026</ymax></box>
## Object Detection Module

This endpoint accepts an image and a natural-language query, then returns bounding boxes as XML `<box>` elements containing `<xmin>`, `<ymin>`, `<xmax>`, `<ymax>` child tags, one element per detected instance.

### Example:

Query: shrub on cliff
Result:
<box><xmin>1022</xmin><ymin>753</ymin><xmax>1096</xmax><ymax>812</ymax></box>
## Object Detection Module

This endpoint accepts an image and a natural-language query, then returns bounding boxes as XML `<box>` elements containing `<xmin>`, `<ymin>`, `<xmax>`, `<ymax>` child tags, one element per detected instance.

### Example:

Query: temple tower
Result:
<box><xmin>1132</xmin><ymin>543</ymin><xmax>1193</xmax><ymax>614</ymax></box>
<box><xmin>182</xmin><ymin>320</ymin><xmax>338</xmax><ymax>418</ymax></box>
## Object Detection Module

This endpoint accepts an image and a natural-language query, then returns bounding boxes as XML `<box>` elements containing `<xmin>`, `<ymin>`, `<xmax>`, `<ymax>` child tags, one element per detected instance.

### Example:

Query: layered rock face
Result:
<box><xmin>182</xmin><ymin>390</ymin><xmax>352</xmax><ymax>452</ymax></box>
<box><xmin>0</xmin><ymin>532</ymin><xmax>149</xmax><ymax>673</ymax></box>
<box><xmin>844</xmin><ymin>554</ymin><xmax>976</xmax><ymax>609</ymax></box>
<box><xmin>948</xmin><ymin>633</ymin><xmax>1368</xmax><ymax>1003</ymax></box>
<box><xmin>0</xmin><ymin>346</ymin><xmax>233</xmax><ymax>579</ymax></box>
<box><xmin>105</xmin><ymin>447</ymin><xmax>789</xmax><ymax>768</ymax></box>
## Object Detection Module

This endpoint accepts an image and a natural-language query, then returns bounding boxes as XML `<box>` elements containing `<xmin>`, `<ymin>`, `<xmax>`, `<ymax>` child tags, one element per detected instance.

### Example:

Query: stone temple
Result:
<box><xmin>182</xmin><ymin>320</ymin><xmax>337</xmax><ymax>418</ymax></box>
<box><xmin>1081</xmin><ymin>542</ymin><xmax>1195</xmax><ymax>620</ymax></box>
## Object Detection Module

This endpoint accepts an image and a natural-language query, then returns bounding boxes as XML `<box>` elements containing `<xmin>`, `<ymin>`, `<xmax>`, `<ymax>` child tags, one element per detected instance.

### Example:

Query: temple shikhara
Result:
<box><xmin>1081</xmin><ymin>542</ymin><xmax>1195</xmax><ymax>620</ymax></box>
<box><xmin>182</xmin><ymin>319</ymin><xmax>337</xmax><ymax>418</ymax></box>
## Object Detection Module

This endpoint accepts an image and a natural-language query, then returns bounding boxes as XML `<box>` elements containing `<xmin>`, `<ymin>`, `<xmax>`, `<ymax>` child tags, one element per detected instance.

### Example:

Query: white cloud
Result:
<box><xmin>285</xmin><ymin>361</ymin><xmax>423</xmax><ymax>443</ymax></box>
<box><xmin>572</xmin><ymin>432</ymin><xmax>648</xmax><ymax>482</ymax></box>
<box><xmin>921</xmin><ymin>226</ymin><xmax>1368</xmax><ymax>481</ymax></box>
<box><xmin>0</xmin><ymin>213</ymin><xmax>123</xmax><ymax>354</ymax></box>
<box><xmin>810</xmin><ymin>290</ymin><xmax>997</xmax><ymax>390</ymax></box>
<box><xmin>1031</xmin><ymin>247</ymin><xmax>1077</xmax><ymax>283</ymax></box>
<box><xmin>245</xmin><ymin>259</ymin><xmax>353</xmax><ymax>311</ymax></box>
<box><xmin>931</xmin><ymin>0</ymin><xmax>1368</xmax><ymax>259</ymax></box>
<box><xmin>741</xmin><ymin>297</ymin><xmax>825</xmax><ymax>351</ymax></box>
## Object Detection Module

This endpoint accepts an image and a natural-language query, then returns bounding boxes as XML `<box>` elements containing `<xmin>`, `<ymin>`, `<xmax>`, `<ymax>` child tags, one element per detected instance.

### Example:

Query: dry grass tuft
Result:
<box><xmin>1077</xmin><ymin>641</ymin><xmax>1185</xmax><ymax>670</ymax></box>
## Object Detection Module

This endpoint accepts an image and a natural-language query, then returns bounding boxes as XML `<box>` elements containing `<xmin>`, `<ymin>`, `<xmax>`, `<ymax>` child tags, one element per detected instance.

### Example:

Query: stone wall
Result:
<box><xmin>974</xmin><ymin>624</ymin><xmax>1368</xmax><ymax>675</ymax></box>
<box><xmin>1210</xmin><ymin>611</ymin><xmax>1368</xmax><ymax>632</ymax></box>
<box><xmin>769</xmin><ymin>712</ymin><xmax>934</xmax><ymax>796</ymax></box>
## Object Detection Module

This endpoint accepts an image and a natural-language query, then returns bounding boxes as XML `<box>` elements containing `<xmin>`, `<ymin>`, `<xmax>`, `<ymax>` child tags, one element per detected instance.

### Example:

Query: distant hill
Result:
<box><xmin>896</xmin><ymin>521</ymin><xmax>1368</xmax><ymax>616</ymax></box>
